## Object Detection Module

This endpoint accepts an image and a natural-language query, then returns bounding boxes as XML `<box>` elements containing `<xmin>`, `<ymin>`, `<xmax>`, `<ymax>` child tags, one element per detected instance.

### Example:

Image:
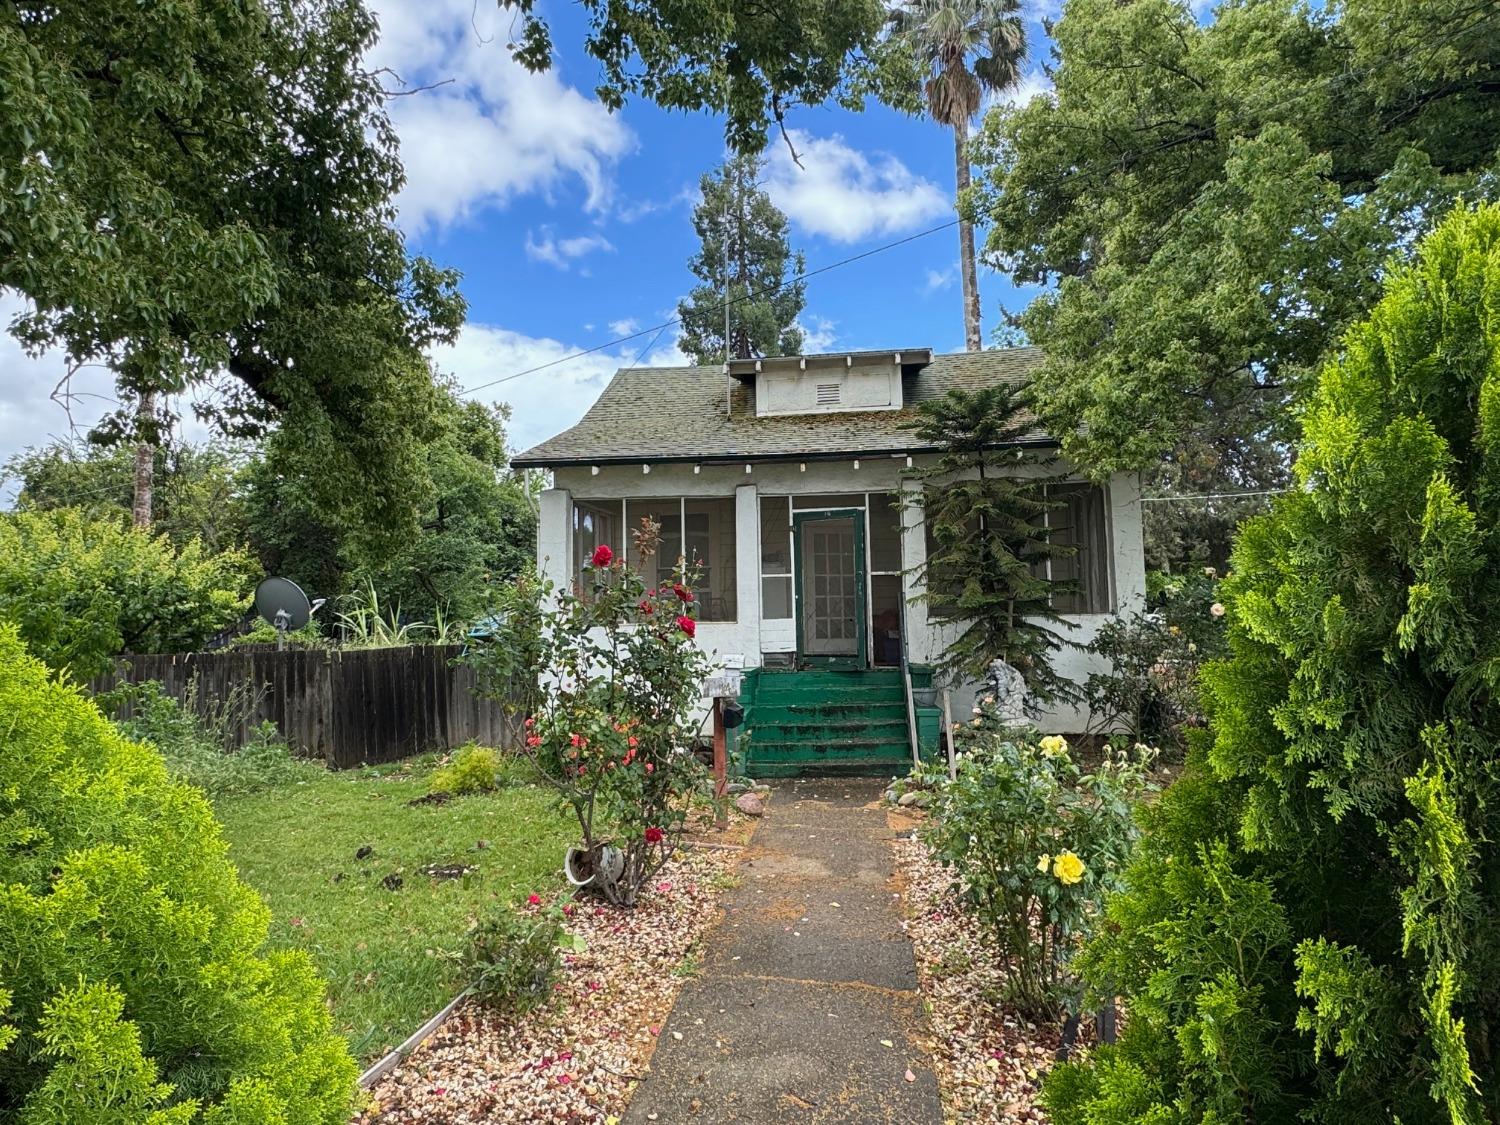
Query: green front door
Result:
<box><xmin>793</xmin><ymin>509</ymin><xmax>867</xmax><ymax>669</ymax></box>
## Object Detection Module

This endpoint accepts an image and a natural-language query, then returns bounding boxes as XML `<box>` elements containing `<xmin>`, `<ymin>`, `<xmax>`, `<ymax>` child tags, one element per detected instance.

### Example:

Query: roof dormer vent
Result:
<box><xmin>815</xmin><ymin>383</ymin><xmax>841</xmax><ymax>406</ymax></box>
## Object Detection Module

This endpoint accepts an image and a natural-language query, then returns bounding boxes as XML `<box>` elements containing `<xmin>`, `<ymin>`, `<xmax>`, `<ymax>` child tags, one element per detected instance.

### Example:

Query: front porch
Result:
<box><xmin>734</xmin><ymin>666</ymin><xmax>943</xmax><ymax>778</ymax></box>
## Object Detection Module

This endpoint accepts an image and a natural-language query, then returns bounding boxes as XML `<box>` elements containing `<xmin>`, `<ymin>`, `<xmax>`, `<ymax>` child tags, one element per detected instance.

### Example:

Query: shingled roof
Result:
<box><xmin>512</xmin><ymin>347</ymin><xmax>1053</xmax><ymax>468</ymax></box>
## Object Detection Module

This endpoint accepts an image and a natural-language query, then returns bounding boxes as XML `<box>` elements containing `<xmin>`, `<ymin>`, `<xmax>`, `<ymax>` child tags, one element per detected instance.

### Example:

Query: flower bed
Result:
<box><xmin>894</xmin><ymin>831</ymin><xmax>1068</xmax><ymax>1123</ymax></box>
<box><xmin>355</xmin><ymin>835</ymin><xmax>747</xmax><ymax>1123</ymax></box>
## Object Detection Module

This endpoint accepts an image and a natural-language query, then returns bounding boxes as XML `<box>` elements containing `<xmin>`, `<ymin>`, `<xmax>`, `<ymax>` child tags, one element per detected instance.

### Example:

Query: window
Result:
<box><xmin>572</xmin><ymin>497</ymin><xmax>737</xmax><ymax>621</ymax></box>
<box><xmin>921</xmin><ymin>482</ymin><xmax>1112</xmax><ymax>617</ymax></box>
<box><xmin>760</xmin><ymin>495</ymin><xmax>792</xmax><ymax>619</ymax></box>
<box><xmin>1046</xmin><ymin>484</ymin><xmax>1112</xmax><ymax>613</ymax></box>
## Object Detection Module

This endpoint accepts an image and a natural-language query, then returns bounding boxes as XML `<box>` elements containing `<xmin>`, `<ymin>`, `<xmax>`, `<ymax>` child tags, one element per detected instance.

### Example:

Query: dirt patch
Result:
<box><xmin>406</xmin><ymin>791</ymin><xmax>453</xmax><ymax>807</ymax></box>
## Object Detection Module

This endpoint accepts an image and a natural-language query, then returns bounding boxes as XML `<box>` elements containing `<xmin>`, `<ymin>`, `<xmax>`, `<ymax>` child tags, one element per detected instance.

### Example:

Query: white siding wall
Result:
<box><xmin>541</xmin><ymin>457</ymin><xmax>1146</xmax><ymax>733</ymax></box>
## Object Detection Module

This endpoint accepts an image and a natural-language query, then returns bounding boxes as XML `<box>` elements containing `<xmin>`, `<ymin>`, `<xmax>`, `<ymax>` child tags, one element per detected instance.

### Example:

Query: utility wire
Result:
<box><xmin>457</xmin><ymin>218</ymin><xmax>960</xmax><ymax>397</ymax></box>
<box><xmin>455</xmin><ymin>6</ymin><xmax>1494</xmax><ymax>400</ymax></box>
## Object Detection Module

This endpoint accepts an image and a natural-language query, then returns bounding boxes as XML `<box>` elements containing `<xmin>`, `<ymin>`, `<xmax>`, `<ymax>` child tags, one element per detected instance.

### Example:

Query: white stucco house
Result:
<box><xmin>513</xmin><ymin>347</ymin><xmax>1145</xmax><ymax>777</ymax></box>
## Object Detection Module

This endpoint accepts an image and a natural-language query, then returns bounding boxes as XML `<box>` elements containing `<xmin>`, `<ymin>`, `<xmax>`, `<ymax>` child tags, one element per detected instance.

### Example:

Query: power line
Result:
<box><xmin>452</xmin><ymin>5</ymin><xmax>1495</xmax><ymax>399</ymax></box>
<box><xmin>456</xmin><ymin>218</ymin><xmax>960</xmax><ymax>397</ymax></box>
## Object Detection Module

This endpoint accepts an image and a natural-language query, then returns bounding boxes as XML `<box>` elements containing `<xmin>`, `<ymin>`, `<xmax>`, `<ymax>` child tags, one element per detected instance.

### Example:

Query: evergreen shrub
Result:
<box><xmin>1044</xmin><ymin>202</ymin><xmax>1500</xmax><ymax>1123</ymax></box>
<box><xmin>0</xmin><ymin>627</ymin><xmax>356</xmax><ymax>1121</ymax></box>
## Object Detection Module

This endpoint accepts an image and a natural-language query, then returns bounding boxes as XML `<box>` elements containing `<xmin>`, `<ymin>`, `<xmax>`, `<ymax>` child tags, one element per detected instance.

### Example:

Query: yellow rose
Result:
<box><xmin>1037</xmin><ymin>853</ymin><xmax>1051</xmax><ymax>873</ymax></box>
<box><xmin>1052</xmin><ymin>850</ymin><xmax>1086</xmax><ymax>885</ymax></box>
<box><xmin>1038</xmin><ymin>734</ymin><xmax>1069</xmax><ymax>758</ymax></box>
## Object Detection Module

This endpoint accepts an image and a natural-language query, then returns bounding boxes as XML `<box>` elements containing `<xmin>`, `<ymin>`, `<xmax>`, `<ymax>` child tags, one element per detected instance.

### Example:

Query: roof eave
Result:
<box><xmin>511</xmin><ymin>436</ymin><xmax>1060</xmax><ymax>471</ymax></box>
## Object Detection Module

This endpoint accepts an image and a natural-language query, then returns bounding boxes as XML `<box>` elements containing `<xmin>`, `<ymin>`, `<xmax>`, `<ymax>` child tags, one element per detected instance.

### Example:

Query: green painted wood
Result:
<box><xmin>743</xmin><ymin>667</ymin><xmax>916</xmax><ymax>777</ymax></box>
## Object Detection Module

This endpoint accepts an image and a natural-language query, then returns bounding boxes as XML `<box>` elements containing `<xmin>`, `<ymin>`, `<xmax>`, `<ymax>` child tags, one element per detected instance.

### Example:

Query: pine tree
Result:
<box><xmin>1043</xmin><ymin>202</ymin><xmax>1500</xmax><ymax>1124</ymax></box>
<box><xmin>677</xmin><ymin>154</ymin><xmax>807</xmax><ymax>365</ymax></box>
<box><xmin>904</xmin><ymin>382</ymin><xmax>1076</xmax><ymax>701</ymax></box>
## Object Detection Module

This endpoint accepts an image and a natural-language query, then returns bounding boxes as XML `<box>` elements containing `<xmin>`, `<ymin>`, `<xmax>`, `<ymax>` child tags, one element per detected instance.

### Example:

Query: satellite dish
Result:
<box><xmin>254</xmin><ymin>577</ymin><xmax>313</xmax><ymax>648</ymax></box>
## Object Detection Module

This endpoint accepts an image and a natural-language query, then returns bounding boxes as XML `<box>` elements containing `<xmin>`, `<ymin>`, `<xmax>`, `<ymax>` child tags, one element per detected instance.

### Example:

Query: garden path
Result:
<box><xmin>623</xmin><ymin>778</ymin><xmax>942</xmax><ymax>1124</ymax></box>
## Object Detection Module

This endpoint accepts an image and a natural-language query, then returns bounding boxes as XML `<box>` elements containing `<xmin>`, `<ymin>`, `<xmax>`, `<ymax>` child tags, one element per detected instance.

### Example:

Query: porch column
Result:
<box><xmin>538</xmin><ymin>487</ymin><xmax>571</xmax><ymax>595</ymax></box>
<box><xmin>898</xmin><ymin>479</ymin><xmax>934</xmax><ymax>664</ymax></box>
<box><xmin>735</xmin><ymin>482</ymin><xmax>760</xmax><ymax>645</ymax></box>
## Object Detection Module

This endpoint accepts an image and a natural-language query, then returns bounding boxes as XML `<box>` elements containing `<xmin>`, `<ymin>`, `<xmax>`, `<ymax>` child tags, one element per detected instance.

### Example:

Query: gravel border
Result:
<box><xmin>893</xmin><ymin>829</ymin><xmax>1065</xmax><ymax>1124</ymax></box>
<box><xmin>353</xmin><ymin>838</ymin><xmax>748</xmax><ymax>1123</ymax></box>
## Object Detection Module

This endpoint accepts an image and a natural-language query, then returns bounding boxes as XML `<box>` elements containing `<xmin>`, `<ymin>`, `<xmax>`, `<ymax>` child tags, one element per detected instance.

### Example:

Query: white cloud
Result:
<box><xmin>436</xmin><ymin>323</ymin><xmax>688</xmax><ymax>456</ymax></box>
<box><xmin>367</xmin><ymin>0</ymin><xmax>633</xmax><ymax>234</ymax></box>
<box><xmin>764</xmin><ymin>130</ymin><xmax>950</xmax><ymax>243</ymax></box>
<box><xmin>983</xmin><ymin>69</ymin><xmax>1056</xmax><ymax>113</ymax></box>
<box><xmin>0</xmin><ymin>295</ymin><xmax>219</xmax><ymax>506</ymax></box>
<box><xmin>798</xmin><ymin>316</ymin><xmax>838</xmax><ymax>354</ymax></box>
<box><xmin>608</xmin><ymin>318</ymin><xmax>639</xmax><ymax>337</ymax></box>
<box><xmin>524</xmin><ymin>228</ymin><xmax>615</xmax><ymax>270</ymax></box>
<box><xmin>924</xmin><ymin>267</ymin><xmax>956</xmax><ymax>293</ymax></box>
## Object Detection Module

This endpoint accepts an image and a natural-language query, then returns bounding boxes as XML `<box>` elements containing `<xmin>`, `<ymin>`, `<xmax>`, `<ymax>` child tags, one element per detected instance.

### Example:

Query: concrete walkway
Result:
<box><xmin>623</xmin><ymin>778</ymin><xmax>942</xmax><ymax>1124</ymax></box>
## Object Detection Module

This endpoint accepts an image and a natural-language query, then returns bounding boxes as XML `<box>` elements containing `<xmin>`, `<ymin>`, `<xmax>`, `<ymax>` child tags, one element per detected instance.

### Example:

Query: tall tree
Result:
<box><xmin>243</xmin><ymin>377</ymin><xmax>536</xmax><ymax>622</ymax></box>
<box><xmin>1</xmin><ymin>0</ymin><xmax>464</xmax><ymax>542</ymax></box>
<box><xmin>887</xmin><ymin>0</ymin><xmax>1026</xmax><ymax>351</ymax></box>
<box><xmin>501</xmin><ymin>0</ymin><xmax>891</xmax><ymax>153</ymax></box>
<box><xmin>970</xmin><ymin>0</ymin><xmax>1499</xmax><ymax>558</ymax></box>
<box><xmin>904</xmin><ymin>383</ymin><xmax>1075</xmax><ymax>701</ymax></box>
<box><xmin>6</xmin><ymin>439</ymin><xmax>251</xmax><ymax>555</ymax></box>
<box><xmin>678</xmin><ymin>154</ymin><xmax>807</xmax><ymax>365</ymax></box>
<box><xmin>1044</xmin><ymin>199</ymin><xmax>1500</xmax><ymax>1125</ymax></box>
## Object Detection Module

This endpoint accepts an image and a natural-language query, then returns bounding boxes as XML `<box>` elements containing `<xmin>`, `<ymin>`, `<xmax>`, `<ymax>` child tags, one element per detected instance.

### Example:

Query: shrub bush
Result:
<box><xmin>0</xmin><ymin>508</ymin><xmax>253</xmax><ymax>680</ymax></box>
<box><xmin>465</xmin><ymin>524</ymin><xmax>713</xmax><ymax>907</ymax></box>
<box><xmin>0</xmin><ymin>626</ymin><xmax>356</xmax><ymax>1120</ymax></box>
<box><xmin>100</xmin><ymin>679</ymin><xmax>320</xmax><ymax>798</ymax></box>
<box><xmin>1044</xmin><ymin>202</ymin><xmax>1500</xmax><ymax>1123</ymax></box>
<box><xmin>430</xmin><ymin>743</ymin><xmax>502</xmax><ymax>795</ymax></box>
<box><xmin>1084</xmin><ymin>569</ymin><xmax>1227</xmax><ymax>752</ymax></box>
<box><xmin>920</xmin><ymin>700</ymin><xmax>1154</xmax><ymax>1016</ymax></box>
<box><xmin>462</xmin><ymin>906</ymin><xmax>565</xmax><ymax>1017</ymax></box>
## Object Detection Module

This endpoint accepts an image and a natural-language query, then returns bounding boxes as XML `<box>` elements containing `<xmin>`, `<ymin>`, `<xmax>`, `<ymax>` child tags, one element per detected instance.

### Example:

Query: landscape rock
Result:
<box><xmin>896</xmin><ymin>790</ymin><xmax>931</xmax><ymax>808</ymax></box>
<box><xmin>733</xmin><ymin>792</ymin><xmax>765</xmax><ymax>818</ymax></box>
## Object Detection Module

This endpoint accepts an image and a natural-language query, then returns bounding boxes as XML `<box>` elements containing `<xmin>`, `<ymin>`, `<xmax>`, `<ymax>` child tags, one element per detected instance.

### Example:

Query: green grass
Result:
<box><xmin>213</xmin><ymin>756</ymin><xmax>575</xmax><ymax>1064</ymax></box>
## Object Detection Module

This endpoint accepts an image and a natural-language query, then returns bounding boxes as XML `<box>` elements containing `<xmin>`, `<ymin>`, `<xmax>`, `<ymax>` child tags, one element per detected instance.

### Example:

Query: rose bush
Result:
<box><xmin>919</xmin><ymin>698</ymin><xmax>1155</xmax><ymax>1016</ymax></box>
<box><xmin>465</xmin><ymin>521</ymin><xmax>712</xmax><ymax>906</ymax></box>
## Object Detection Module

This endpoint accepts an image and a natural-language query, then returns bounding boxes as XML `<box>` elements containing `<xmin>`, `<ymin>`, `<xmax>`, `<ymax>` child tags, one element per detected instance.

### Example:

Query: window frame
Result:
<box><xmin>571</xmin><ymin>496</ymin><xmax>739</xmax><ymax>622</ymax></box>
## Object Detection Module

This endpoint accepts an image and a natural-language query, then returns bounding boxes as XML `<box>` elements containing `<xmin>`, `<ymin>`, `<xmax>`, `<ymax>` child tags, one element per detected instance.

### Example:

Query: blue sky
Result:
<box><xmin>0</xmin><ymin>0</ymin><xmax>1057</xmax><ymax>482</ymax></box>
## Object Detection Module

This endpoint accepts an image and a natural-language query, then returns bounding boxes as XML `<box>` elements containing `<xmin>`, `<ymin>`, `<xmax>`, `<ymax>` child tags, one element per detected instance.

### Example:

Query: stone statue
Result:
<box><xmin>987</xmin><ymin>659</ymin><xmax>1028</xmax><ymax>727</ymax></box>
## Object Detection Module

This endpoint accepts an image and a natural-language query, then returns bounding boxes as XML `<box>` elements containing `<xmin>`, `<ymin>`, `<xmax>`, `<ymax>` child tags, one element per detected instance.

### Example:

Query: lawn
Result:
<box><xmin>214</xmin><ymin>756</ymin><xmax>575</xmax><ymax>1064</ymax></box>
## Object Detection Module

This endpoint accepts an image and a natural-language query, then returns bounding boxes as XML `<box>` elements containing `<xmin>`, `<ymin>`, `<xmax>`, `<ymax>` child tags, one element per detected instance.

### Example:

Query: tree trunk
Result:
<box><xmin>131</xmin><ymin>391</ymin><xmax>156</xmax><ymax>530</ymax></box>
<box><xmin>954</xmin><ymin>117</ymin><xmax>982</xmax><ymax>352</ymax></box>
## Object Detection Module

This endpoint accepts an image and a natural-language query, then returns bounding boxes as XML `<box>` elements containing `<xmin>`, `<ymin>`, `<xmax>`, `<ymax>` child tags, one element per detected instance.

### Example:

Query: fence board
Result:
<box><xmin>90</xmin><ymin>645</ymin><xmax>515</xmax><ymax>768</ymax></box>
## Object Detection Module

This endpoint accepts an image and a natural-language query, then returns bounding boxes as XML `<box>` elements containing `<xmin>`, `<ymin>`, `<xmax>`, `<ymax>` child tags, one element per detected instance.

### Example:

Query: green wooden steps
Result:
<box><xmin>740</xmin><ymin>668</ymin><xmax>921</xmax><ymax>778</ymax></box>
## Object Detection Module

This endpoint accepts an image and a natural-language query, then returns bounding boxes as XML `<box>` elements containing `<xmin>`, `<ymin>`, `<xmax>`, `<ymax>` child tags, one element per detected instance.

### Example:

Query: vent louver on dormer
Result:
<box><xmin>815</xmin><ymin>383</ymin><xmax>841</xmax><ymax>406</ymax></box>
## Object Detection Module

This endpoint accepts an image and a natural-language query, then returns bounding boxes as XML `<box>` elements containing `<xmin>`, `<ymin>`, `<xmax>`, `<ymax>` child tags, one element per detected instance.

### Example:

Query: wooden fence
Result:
<box><xmin>90</xmin><ymin>645</ymin><xmax>517</xmax><ymax>768</ymax></box>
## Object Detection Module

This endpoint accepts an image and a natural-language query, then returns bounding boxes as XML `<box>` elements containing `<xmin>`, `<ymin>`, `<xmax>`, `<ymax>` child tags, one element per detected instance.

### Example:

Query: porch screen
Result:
<box><xmin>572</xmin><ymin>498</ymin><xmax>736</xmax><ymax>620</ymax></box>
<box><xmin>760</xmin><ymin>496</ymin><xmax>793</xmax><ymax>619</ymax></box>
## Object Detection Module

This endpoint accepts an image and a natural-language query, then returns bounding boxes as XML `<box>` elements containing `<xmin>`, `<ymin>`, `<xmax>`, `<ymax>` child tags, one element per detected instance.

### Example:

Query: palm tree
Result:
<box><xmin>889</xmin><ymin>0</ymin><xmax>1025</xmax><ymax>351</ymax></box>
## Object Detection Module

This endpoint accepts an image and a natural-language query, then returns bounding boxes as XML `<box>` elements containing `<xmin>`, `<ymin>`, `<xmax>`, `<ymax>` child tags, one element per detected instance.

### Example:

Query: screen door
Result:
<box><xmin>795</xmin><ymin>511</ymin><xmax>866</xmax><ymax>664</ymax></box>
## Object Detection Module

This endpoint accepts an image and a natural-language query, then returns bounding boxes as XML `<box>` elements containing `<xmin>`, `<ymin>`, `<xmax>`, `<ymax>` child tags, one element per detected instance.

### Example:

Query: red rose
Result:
<box><xmin>639</xmin><ymin>599</ymin><xmax>654</xmax><ymax>614</ymax></box>
<box><xmin>677</xmin><ymin>615</ymin><xmax>696</xmax><ymax>637</ymax></box>
<box><xmin>590</xmin><ymin>544</ymin><xmax>614</xmax><ymax>568</ymax></box>
<box><xmin>645</xmin><ymin>826</ymin><xmax>665</xmax><ymax>844</ymax></box>
<box><xmin>527</xmin><ymin>893</ymin><xmax>541</xmax><ymax>906</ymax></box>
<box><xmin>672</xmin><ymin>583</ymin><xmax>694</xmax><ymax>603</ymax></box>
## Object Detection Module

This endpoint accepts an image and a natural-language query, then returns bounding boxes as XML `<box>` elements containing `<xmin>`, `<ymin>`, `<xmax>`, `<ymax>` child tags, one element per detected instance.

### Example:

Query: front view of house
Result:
<box><xmin>514</xmin><ymin>347</ymin><xmax>1145</xmax><ymax>775</ymax></box>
